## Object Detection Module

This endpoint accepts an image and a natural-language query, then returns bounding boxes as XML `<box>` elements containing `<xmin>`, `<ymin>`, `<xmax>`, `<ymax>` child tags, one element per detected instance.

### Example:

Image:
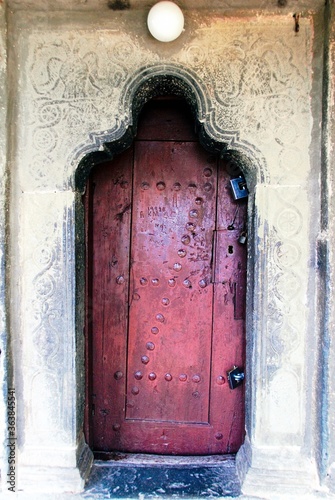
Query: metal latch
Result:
<box><xmin>227</xmin><ymin>366</ymin><xmax>245</xmax><ymax>390</ymax></box>
<box><xmin>230</xmin><ymin>176</ymin><xmax>248</xmax><ymax>200</ymax></box>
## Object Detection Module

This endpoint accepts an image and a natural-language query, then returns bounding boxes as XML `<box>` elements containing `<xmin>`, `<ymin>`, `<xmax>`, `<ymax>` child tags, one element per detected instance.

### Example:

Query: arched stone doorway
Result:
<box><xmin>74</xmin><ymin>68</ymin><xmax>262</xmax><ymax>494</ymax></box>
<box><xmin>7</xmin><ymin>5</ymin><xmax>324</xmax><ymax>494</ymax></box>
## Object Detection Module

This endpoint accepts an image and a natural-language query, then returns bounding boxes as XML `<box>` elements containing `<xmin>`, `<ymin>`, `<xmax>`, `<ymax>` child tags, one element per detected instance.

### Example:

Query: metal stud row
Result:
<box><xmin>129</xmin><ymin>372</ymin><xmax>201</xmax><ymax>383</ymax></box>
<box><xmin>138</xmin><ymin>276</ymin><xmax>208</xmax><ymax>289</ymax></box>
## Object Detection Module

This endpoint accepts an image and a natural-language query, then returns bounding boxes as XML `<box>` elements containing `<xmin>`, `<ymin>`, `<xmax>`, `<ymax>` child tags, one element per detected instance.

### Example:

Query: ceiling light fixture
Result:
<box><xmin>147</xmin><ymin>1</ymin><xmax>184</xmax><ymax>42</ymax></box>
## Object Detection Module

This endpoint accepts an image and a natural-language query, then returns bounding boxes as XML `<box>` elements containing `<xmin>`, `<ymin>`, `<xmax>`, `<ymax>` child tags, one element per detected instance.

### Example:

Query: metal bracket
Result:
<box><xmin>227</xmin><ymin>366</ymin><xmax>245</xmax><ymax>390</ymax></box>
<box><xmin>230</xmin><ymin>176</ymin><xmax>248</xmax><ymax>200</ymax></box>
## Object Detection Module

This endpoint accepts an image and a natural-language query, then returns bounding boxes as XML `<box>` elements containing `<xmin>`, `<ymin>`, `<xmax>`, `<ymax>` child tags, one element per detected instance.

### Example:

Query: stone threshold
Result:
<box><xmin>81</xmin><ymin>453</ymin><xmax>241</xmax><ymax>498</ymax></box>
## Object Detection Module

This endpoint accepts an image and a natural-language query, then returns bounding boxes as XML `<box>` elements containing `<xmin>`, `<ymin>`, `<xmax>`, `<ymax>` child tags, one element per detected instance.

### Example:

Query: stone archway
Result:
<box><xmin>75</xmin><ymin>65</ymin><xmax>267</xmax><ymax>192</ymax></box>
<box><xmin>74</xmin><ymin>67</ymin><xmax>265</xmax><ymax>494</ymax></box>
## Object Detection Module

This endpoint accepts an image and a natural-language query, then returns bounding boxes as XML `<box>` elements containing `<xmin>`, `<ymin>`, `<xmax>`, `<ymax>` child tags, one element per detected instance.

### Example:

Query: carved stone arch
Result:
<box><xmin>74</xmin><ymin>63</ymin><xmax>268</xmax><ymax>192</ymax></box>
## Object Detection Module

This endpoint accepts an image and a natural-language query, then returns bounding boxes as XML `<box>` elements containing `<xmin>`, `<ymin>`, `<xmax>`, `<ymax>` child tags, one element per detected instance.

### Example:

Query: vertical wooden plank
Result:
<box><xmin>88</xmin><ymin>149</ymin><xmax>133</xmax><ymax>451</ymax></box>
<box><xmin>84</xmin><ymin>179</ymin><xmax>93</xmax><ymax>446</ymax></box>
<box><xmin>210</xmin><ymin>160</ymin><xmax>247</xmax><ymax>453</ymax></box>
<box><xmin>136</xmin><ymin>98</ymin><xmax>197</xmax><ymax>141</ymax></box>
<box><xmin>126</xmin><ymin>141</ymin><xmax>216</xmax><ymax>429</ymax></box>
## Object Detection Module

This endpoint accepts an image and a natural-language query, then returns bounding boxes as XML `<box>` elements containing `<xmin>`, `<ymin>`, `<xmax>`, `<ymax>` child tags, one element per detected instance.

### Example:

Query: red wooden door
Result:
<box><xmin>85</xmin><ymin>99</ymin><xmax>246</xmax><ymax>455</ymax></box>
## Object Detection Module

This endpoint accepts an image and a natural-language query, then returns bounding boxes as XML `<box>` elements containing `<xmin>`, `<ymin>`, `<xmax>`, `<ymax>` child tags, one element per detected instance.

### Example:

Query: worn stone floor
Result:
<box><xmin>69</xmin><ymin>455</ymin><xmax>334</xmax><ymax>500</ymax></box>
<box><xmin>4</xmin><ymin>455</ymin><xmax>334</xmax><ymax>499</ymax></box>
<box><xmin>81</xmin><ymin>454</ymin><xmax>241</xmax><ymax>499</ymax></box>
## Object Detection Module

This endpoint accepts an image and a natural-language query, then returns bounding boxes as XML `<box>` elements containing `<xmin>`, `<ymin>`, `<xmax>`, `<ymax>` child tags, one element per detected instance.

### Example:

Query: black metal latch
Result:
<box><xmin>230</xmin><ymin>176</ymin><xmax>248</xmax><ymax>200</ymax></box>
<box><xmin>227</xmin><ymin>366</ymin><xmax>245</xmax><ymax>390</ymax></box>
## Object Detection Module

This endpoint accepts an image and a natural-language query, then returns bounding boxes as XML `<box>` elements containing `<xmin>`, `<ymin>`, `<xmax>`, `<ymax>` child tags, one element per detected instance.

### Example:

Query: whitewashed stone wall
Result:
<box><xmin>0</xmin><ymin>0</ymin><xmax>9</xmax><ymax>494</ymax></box>
<box><xmin>0</xmin><ymin>1</ymin><xmax>333</xmax><ymax>497</ymax></box>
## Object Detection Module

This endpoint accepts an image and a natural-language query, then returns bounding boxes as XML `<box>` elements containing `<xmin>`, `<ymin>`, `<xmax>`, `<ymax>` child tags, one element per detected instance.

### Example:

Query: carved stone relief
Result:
<box><xmin>178</xmin><ymin>26</ymin><xmax>310</xmax><ymax>152</ymax></box>
<box><xmin>255</xmin><ymin>185</ymin><xmax>309</xmax><ymax>444</ymax></box>
<box><xmin>20</xmin><ymin>192</ymin><xmax>75</xmax><ymax>445</ymax></box>
<box><xmin>19</xmin><ymin>17</ymin><xmax>311</xmax><ymax>191</ymax></box>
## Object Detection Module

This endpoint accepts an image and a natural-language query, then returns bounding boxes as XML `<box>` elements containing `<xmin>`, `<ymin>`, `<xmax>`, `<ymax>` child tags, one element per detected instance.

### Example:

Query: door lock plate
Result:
<box><xmin>230</xmin><ymin>176</ymin><xmax>248</xmax><ymax>200</ymax></box>
<box><xmin>227</xmin><ymin>366</ymin><xmax>245</xmax><ymax>390</ymax></box>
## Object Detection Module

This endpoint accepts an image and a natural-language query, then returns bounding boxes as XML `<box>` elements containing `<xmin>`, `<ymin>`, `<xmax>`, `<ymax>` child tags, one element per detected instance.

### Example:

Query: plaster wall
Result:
<box><xmin>0</xmin><ymin>0</ymin><xmax>332</xmax><ymax>497</ymax></box>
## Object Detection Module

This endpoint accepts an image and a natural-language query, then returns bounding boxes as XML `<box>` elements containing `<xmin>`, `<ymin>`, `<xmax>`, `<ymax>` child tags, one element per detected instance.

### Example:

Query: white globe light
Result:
<box><xmin>147</xmin><ymin>1</ymin><xmax>184</xmax><ymax>42</ymax></box>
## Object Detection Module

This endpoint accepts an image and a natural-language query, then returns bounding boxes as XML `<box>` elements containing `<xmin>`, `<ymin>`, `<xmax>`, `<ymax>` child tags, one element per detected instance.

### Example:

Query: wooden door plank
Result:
<box><xmin>210</xmin><ymin>161</ymin><xmax>247</xmax><ymax>453</ymax></box>
<box><xmin>126</xmin><ymin>141</ymin><xmax>216</xmax><ymax>430</ymax></box>
<box><xmin>88</xmin><ymin>150</ymin><xmax>133</xmax><ymax>451</ymax></box>
<box><xmin>136</xmin><ymin>98</ymin><xmax>197</xmax><ymax>142</ymax></box>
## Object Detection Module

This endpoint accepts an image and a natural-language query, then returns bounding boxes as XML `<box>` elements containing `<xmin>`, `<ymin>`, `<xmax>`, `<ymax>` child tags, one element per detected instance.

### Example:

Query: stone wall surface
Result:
<box><xmin>6</xmin><ymin>0</ymin><xmax>326</xmax><ymax>11</ymax></box>
<box><xmin>0</xmin><ymin>1</ymin><xmax>331</xmax><ymax>497</ymax></box>
<box><xmin>0</xmin><ymin>0</ymin><xmax>8</xmax><ymax>493</ymax></box>
<box><xmin>319</xmin><ymin>0</ymin><xmax>335</xmax><ymax>494</ymax></box>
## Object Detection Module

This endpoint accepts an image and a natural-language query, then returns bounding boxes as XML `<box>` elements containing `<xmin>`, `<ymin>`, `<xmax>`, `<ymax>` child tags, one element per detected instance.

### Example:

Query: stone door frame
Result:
<box><xmin>2</xmin><ymin>40</ymin><xmax>328</xmax><ymax>494</ymax></box>
<box><xmin>76</xmin><ymin>65</ymin><xmax>263</xmax><ymax>486</ymax></box>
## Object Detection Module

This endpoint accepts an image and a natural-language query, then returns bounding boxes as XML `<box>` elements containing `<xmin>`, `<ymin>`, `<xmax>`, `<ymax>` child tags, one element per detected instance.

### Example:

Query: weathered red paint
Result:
<box><xmin>84</xmin><ymin>99</ymin><xmax>247</xmax><ymax>455</ymax></box>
